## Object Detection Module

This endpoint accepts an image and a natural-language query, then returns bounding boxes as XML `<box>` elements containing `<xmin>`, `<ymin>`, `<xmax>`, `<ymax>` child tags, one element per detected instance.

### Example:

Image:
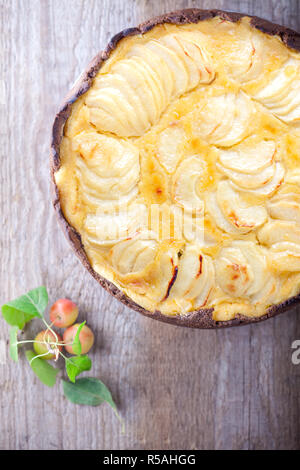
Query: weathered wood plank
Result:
<box><xmin>0</xmin><ymin>0</ymin><xmax>299</xmax><ymax>450</ymax></box>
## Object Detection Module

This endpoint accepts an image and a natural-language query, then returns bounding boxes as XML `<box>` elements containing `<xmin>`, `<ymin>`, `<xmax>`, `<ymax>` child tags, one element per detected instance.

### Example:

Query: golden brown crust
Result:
<box><xmin>50</xmin><ymin>8</ymin><xmax>300</xmax><ymax>328</ymax></box>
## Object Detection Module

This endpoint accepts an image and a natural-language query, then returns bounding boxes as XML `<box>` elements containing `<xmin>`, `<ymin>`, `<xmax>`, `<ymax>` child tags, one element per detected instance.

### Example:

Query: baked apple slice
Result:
<box><xmin>258</xmin><ymin>220</ymin><xmax>300</xmax><ymax>246</ymax></box>
<box><xmin>172</xmin><ymin>156</ymin><xmax>206</xmax><ymax>213</ymax></box>
<box><xmin>209</xmin><ymin>180</ymin><xmax>267</xmax><ymax>233</ymax></box>
<box><xmin>193</xmin><ymin>92</ymin><xmax>255</xmax><ymax>147</ymax></box>
<box><xmin>168</xmin><ymin>245</ymin><xmax>215</xmax><ymax>308</ymax></box>
<box><xmin>157</xmin><ymin>125</ymin><xmax>185</xmax><ymax>174</ymax></box>
<box><xmin>216</xmin><ymin>241</ymin><xmax>269</xmax><ymax>298</ymax></box>
<box><xmin>73</xmin><ymin>131</ymin><xmax>140</xmax><ymax>210</ymax></box>
<box><xmin>267</xmin><ymin>188</ymin><xmax>300</xmax><ymax>223</ymax></box>
<box><xmin>218</xmin><ymin>140</ymin><xmax>276</xmax><ymax>174</ymax></box>
<box><xmin>253</xmin><ymin>57</ymin><xmax>300</xmax><ymax>124</ymax></box>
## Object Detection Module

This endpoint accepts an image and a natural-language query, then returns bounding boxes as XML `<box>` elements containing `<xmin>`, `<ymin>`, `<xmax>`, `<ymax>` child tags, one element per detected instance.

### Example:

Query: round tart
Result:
<box><xmin>51</xmin><ymin>9</ymin><xmax>300</xmax><ymax>328</ymax></box>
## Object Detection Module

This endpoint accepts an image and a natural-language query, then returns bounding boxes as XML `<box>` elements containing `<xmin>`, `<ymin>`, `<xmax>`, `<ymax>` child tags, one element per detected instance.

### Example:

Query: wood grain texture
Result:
<box><xmin>0</xmin><ymin>0</ymin><xmax>299</xmax><ymax>450</ymax></box>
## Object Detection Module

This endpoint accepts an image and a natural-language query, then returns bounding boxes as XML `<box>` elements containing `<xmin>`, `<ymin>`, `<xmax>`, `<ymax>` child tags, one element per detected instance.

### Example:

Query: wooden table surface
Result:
<box><xmin>1</xmin><ymin>0</ymin><xmax>300</xmax><ymax>450</ymax></box>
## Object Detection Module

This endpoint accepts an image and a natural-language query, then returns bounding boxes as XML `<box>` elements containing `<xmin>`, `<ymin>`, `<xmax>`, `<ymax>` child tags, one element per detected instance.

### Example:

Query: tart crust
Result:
<box><xmin>51</xmin><ymin>9</ymin><xmax>300</xmax><ymax>328</ymax></box>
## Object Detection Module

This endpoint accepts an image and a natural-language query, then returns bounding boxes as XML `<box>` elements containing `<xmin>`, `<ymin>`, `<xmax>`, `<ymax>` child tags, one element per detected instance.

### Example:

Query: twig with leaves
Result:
<box><xmin>2</xmin><ymin>286</ymin><xmax>123</xmax><ymax>430</ymax></box>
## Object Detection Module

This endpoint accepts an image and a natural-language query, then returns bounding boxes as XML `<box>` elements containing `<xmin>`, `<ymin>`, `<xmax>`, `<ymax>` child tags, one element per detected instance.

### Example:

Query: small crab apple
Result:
<box><xmin>33</xmin><ymin>330</ymin><xmax>63</xmax><ymax>360</ymax></box>
<box><xmin>49</xmin><ymin>299</ymin><xmax>79</xmax><ymax>328</ymax></box>
<box><xmin>63</xmin><ymin>324</ymin><xmax>94</xmax><ymax>355</ymax></box>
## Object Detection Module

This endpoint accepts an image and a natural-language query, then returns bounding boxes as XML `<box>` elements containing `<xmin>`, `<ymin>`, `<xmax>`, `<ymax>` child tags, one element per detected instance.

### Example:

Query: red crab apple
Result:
<box><xmin>33</xmin><ymin>330</ymin><xmax>63</xmax><ymax>360</ymax></box>
<box><xmin>63</xmin><ymin>323</ymin><xmax>94</xmax><ymax>355</ymax></box>
<box><xmin>50</xmin><ymin>298</ymin><xmax>79</xmax><ymax>328</ymax></box>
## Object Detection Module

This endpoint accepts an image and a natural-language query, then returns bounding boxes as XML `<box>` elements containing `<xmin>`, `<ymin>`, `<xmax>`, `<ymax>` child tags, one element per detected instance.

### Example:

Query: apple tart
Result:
<box><xmin>51</xmin><ymin>10</ymin><xmax>300</xmax><ymax>327</ymax></box>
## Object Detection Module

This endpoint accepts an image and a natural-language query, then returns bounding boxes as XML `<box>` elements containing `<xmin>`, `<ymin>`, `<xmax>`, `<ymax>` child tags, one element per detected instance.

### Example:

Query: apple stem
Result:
<box><xmin>29</xmin><ymin>350</ymin><xmax>51</xmax><ymax>364</ymax></box>
<box><xmin>41</xmin><ymin>318</ymin><xmax>59</xmax><ymax>343</ymax></box>
<box><xmin>16</xmin><ymin>340</ymin><xmax>73</xmax><ymax>347</ymax></box>
<box><xmin>59</xmin><ymin>350</ymin><xmax>71</xmax><ymax>362</ymax></box>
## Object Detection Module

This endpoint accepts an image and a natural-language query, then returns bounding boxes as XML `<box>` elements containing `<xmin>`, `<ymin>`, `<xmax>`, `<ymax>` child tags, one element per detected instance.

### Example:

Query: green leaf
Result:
<box><xmin>26</xmin><ymin>350</ymin><xmax>59</xmax><ymax>387</ymax></box>
<box><xmin>72</xmin><ymin>321</ymin><xmax>86</xmax><ymax>355</ymax></box>
<box><xmin>2</xmin><ymin>286</ymin><xmax>48</xmax><ymax>329</ymax></box>
<box><xmin>65</xmin><ymin>355</ymin><xmax>92</xmax><ymax>383</ymax></box>
<box><xmin>2</xmin><ymin>306</ymin><xmax>33</xmax><ymax>329</ymax></box>
<box><xmin>63</xmin><ymin>378</ymin><xmax>124</xmax><ymax>430</ymax></box>
<box><xmin>9</xmin><ymin>326</ymin><xmax>19</xmax><ymax>362</ymax></box>
<box><xmin>62</xmin><ymin>377</ymin><xmax>117</xmax><ymax>408</ymax></box>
